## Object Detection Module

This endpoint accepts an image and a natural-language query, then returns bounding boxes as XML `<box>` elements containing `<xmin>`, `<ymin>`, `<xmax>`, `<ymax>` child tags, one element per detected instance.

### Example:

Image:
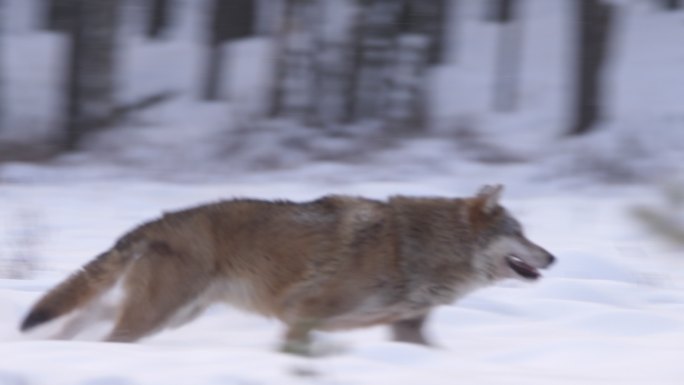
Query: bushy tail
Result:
<box><xmin>20</xmin><ymin>249</ymin><xmax>132</xmax><ymax>332</ymax></box>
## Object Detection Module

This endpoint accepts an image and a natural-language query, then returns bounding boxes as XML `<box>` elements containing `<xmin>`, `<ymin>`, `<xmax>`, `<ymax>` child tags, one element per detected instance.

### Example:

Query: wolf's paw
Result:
<box><xmin>280</xmin><ymin>340</ymin><xmax>314</xmax><ymax>357</ymax></box>
<box><xmin>279</xmin><ymin>340</ymin><xmax>348</xmax><ymax>358</ymax></box>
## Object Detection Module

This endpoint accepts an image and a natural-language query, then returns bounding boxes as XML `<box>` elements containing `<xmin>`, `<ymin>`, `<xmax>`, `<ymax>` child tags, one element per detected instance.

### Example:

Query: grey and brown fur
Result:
<box><xmin>20</xmin><ymin>185</ymin><xmax>555</xmax><ymax>354</ymax></box>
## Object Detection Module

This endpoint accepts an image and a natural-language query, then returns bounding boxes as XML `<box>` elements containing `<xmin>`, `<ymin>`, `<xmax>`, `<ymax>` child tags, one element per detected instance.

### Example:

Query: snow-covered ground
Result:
<box><xmin>0</xmin><ymin>0</ymin><xmax>683</xmax><ymax>384</ymax></box>
<box><xmin>0</xmin><ymin>182</ymin><xmax>683</xmax><ymax>385</ymax></box>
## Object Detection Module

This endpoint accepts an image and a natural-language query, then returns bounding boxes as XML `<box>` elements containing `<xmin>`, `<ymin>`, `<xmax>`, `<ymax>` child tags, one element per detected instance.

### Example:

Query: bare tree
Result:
<box><xmin>63</xmin><ymin>0</ymin><xmax>121</xmax><ymax>150</ymax></box>
<box><xmin>201</xmin><ymin>0</ymin><xmax>256</xmax><ymax>101</ymax></box>
<box><xmin>146</xmin><ymin>0</ymin><xmax>171</xmax><ymax>39</ymax></box>
<box><xmin>489</xmin><ymin>0</ymin><xmax>523</xmax><ymax>112</ymax></box>
<box><xmin>570</xmin><ymin>0</ymin><xmax>615</xmax><ymax>135</ymax></box>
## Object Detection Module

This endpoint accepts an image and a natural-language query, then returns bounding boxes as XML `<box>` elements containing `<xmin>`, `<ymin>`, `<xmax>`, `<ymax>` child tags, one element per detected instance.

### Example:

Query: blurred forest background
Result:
<box><xmin>0</xmin><ymin>0</ymin><xmax>681</xmax><ymax>282</ymax></box>
<box><xmin>0</xmin><ymin>0</ymin><xmax>681</xmax><ymax>186</ymax></box>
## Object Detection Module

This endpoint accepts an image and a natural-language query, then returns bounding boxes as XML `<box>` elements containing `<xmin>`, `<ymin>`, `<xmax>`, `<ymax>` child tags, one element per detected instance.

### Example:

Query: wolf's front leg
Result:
<box><xmin>280</xmin><ymin>319</ymin><xmax>318</xmax><ymax>356</ymax></box>
<box><xmin>391</xmin><ymin>313</ymin><xmax>431</xmax><ymax>346</ymax></box>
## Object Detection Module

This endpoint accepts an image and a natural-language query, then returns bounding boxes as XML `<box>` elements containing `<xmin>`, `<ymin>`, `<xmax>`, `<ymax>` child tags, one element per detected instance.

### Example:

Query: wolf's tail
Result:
<box><xmin>20</xmin><ymin>248</ymin><xmax>132</xmax><ymax>332</ymax></box>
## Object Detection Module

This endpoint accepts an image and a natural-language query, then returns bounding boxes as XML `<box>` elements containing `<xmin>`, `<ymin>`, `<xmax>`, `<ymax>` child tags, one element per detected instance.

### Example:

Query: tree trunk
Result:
<box><xmin>570</xmin><ymin>0</ymin><xmax>614</xmax><ymax>136</ymax></box>
<box><xmin>311</xmin><ymin>40</ymin><xmax>355</xmax><ymax>128</ymax></box>
<box><xmin>308</xmin><ymin>1</ymin><xmax>357</xmax><ymax>128</ymax></box>
<box><xmin>350</xmin><ymin>0</ymin><xmax>402</xmax><ymax>122</ymax></box>
<box><xmin>383</xmin><ymin>33</ymin><xmax>429</xmax><ymax>131</ymax></box>
<box><xmin>270</xmin><ymin>0</ymin><xmax>319</xmax><ymax>121</ymax></box>
<box><xmin>0</xmin><ymin>0</ymin><xmax>3</xmax><ymax>132</ymax></box>
<box><xmin>201</xmin><ymin>0</ymin><xmax>255</xmax><ymax>101</ymax></box>
<box><xmin>380</xmin><ymin>0</ymin><xmax>446</xmax><ymax>130</ymax></box>
<box><xmin>146</xmin><ymin>0</ymin><xmax>171</xmax><ymax>39</ymax></box>
<box><xmin>44</xmin><ymin>0</ymin><xmax>75</xmax><ymax>32</ymax></box>
<box><xmin>491</xmin><ymin>0</ymin><xmax>522</xmax><ymax>112</ymax></box>
<box><xmin>63</xmin><ymin>0</ymin><xmax>120</xmax><ymax>150</ymax></box>
<box><xmin>660</xmin><ymin>0</ymin><xmax>681</xmax><ymax>10</ymax></box>
<box><xmin>399</xmin><ymin>0</ymin><xmax>448</xmax><ymax>65</ymax></box>
<box><xmin>485</xmin><ymin>0</ymin><xmax>514</xmax><ymax>22</ymax></box>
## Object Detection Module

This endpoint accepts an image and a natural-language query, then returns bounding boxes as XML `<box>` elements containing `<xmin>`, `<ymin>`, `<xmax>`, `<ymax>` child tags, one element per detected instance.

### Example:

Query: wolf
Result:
<box><xmin>20</xmin><ymin>185</ymin><xmax>554</xmax><ymax>354</ymax></box>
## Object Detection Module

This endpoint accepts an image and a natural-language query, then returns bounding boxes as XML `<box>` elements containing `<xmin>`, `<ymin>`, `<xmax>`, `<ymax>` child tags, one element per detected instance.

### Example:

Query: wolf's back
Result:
<box><xmin>20</xmin><ymin>248</ymin><xmax>132</xmax><ymax>332</ymax></box>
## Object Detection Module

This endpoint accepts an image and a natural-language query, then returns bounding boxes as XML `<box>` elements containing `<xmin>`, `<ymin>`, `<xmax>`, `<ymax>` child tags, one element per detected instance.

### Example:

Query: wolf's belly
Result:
<box><xmin>317</xmin><ymin>298</ymin><xmax>429</xmax><ymax>330</ymax></box>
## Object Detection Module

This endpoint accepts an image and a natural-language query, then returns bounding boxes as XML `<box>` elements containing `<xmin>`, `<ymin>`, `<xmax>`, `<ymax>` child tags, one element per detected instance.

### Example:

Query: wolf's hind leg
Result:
<box><xmin>105</xmin><ymin>248</ymin><xmax>211</xmax><ymax>342</ymax></box>
<box><xmin>391</xmin><ymin>314</ymin><xmax>430</xmax><ymax>346</ymax></box>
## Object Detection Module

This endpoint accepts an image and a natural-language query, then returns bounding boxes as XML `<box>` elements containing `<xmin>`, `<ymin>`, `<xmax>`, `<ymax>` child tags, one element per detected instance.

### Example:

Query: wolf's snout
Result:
<box><xmin>544</xmin><ymin>252</ymin><xmax>556</xmax><ymax>268</ymax></box>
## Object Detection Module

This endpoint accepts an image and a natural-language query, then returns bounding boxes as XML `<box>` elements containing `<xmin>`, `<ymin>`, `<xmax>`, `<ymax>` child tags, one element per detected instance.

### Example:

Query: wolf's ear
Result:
<box><xmin>476</xmin><ymin>184</ymin><xmax>504</xmax><ymax>213</ymax></box>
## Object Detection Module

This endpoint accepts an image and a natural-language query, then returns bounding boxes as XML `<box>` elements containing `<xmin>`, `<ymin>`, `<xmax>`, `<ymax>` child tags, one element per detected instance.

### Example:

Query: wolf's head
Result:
<box><xmin>468</xmin><ymin>185</ymin><xmax>555</xmax><ymax>282</ymax></box>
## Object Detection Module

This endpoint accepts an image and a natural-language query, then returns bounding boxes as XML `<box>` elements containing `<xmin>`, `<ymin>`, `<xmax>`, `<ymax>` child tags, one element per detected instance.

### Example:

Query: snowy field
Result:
<box><xmin>0</xmin><ymin>0</ymin><xmax>683</xmax><ymax>384</ymax></box>
<box><xmin>0</xmin><ymin>181</ymin><xmax>683</xmax><ymax>385</ymax></box>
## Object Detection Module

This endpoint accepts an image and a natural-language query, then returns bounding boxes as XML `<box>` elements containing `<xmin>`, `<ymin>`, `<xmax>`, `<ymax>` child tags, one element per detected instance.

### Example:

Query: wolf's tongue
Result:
<box><xmin>506</xmin><ymin>255</ymin><xmax>541</xmax><ymax>280</ymax></box>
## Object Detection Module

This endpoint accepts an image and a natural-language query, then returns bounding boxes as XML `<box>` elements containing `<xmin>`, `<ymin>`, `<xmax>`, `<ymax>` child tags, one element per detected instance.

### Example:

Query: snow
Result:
<box><xmin>1</xmin><ymin>183</ymin><xmax>684</xmax><ymax>385</ymax></box>
<box><xmin>0</xmin><ymin>0</ymin><xmax>683</xmax><ymax>384</ymax></box>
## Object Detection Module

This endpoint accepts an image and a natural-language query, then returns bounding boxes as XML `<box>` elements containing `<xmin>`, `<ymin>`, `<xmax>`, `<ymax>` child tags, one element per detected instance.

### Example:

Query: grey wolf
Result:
<box><xmin>20</xmin><ymin>185</ymin><xmax>554</xmax><ymax>354</ymax></box>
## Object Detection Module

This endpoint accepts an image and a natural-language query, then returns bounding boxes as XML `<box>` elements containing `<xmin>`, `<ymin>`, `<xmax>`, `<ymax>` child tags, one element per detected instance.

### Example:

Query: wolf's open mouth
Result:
<box><xmin>506</xmin><ymin>255</ymin><xmax>541</xmax><ymax>280</ymax></box>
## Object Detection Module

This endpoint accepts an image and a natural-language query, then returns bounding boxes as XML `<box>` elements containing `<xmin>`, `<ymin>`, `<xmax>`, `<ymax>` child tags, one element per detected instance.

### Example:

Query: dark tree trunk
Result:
<box><xmin>44</xmin><ymin>0</ymin><xmax>75</xmax><ymax>32</ymax></box>
<box><xmin>63</xmin><ymin>0</ymin><xmax>120</xmax><ymax>150</ymax></box>
<box><xmin>0</xmin><ymin>0</ymin><xmax>3</xmax><ymax>131</ymax></box>
<box><xmin>350</xmin><ymin>0</ymin><xmax>402</xmax><ymax>122</ymax></box>
<box><xmin>269</xmin><ymin>0</ymin><xmax>318</xmax><ymax>120</ymax></box>
<box><xmin>383</xmin><ymin>33</ymin><xmax>429</xmax><ymax>131</ymax></box>
<box><xmin>201</xmin><ymin>41</ymin><xmax>226</xmax><ymax>101</ymax></box>
<box><xmin>570</xmin><ymin>0</ymin><xmax>615</xmax><ymax>135</ymax></box>
<box><xmin>491</xmin><ymin>0</ymin><xmax>522</xmax><ymax>112</ymax></box>
<box><xmin>660</xmin><ymin>0</ymin><xmax>681</xmax><ymax>10</ymax></box>
<box><xmin>398</xmin><ymin>0</ymin><xmax>448</xmax><ymax>65</ymax></box>
<box><xmin>385</xmin><ymin>0</ymin><xmax>447</xmax><ymax>130</ymax></box>
<box><xmin>146</xmin><ymin>0</ymin><xmax>171</xmax><ymax>39</ymax></box>
<box><xmin>309</xmin><ymin>1</ymin><xmax>357</xmax><ymax>128</ymax></box>
<box><xmin>201</xmin><ymin>0</ymin><xmax>256</xmax><ymax>101</ymax></box>
<box><xmin>485</xmin><ymin>0</ymin><xmax>514</xmax><ymax>22</ymax></box>
<box><xmin>311</xmin><ymin>40</ymin><xmax>356</xmax><ymax>128</ymax></box>
<box><xmin>448</xmin><ymin>0</ymin><xmax>460</xmax><ymax>63</ymax></box>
